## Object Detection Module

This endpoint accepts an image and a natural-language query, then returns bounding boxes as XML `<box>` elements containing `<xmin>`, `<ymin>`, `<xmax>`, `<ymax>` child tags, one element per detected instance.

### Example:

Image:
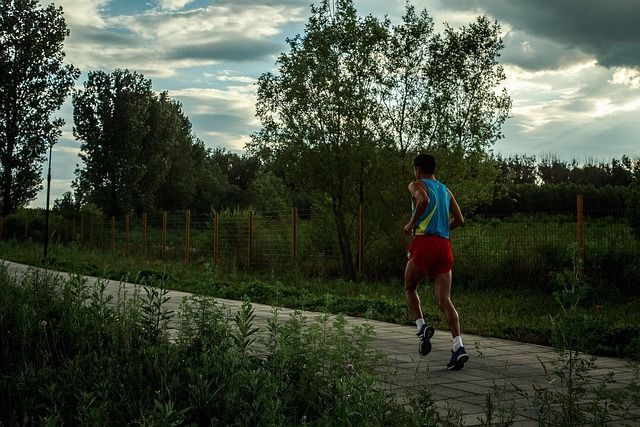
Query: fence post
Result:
<box><xmin>248</xmin><ymin>210</ymin><xmax>254</xmax><ymax>266</ymax></box>
<box><xmin>111</xmin><ymin>216</ymin><xmax>115</xmax><ymax>251</ymax></box>
<box><xmin>72</xmin><ymin>218</ymin><xmax>76</xmax><ymax>243</ymax></box>
<box><xmin>291</xmin><ymin>207</ymin><xmax>298</xmax><ymax>264</ymax></box>
<box><xmin>125</xmin><ymin>214</ymin><xmax>130</xmax><ymax>256</ymax></box>
<box><xmin>24</xmin><ymin>217</ymin><xmax>29</xmax><ymax>241</ymax></box>
<box><xmin>577</xmin><ymin>194</ymin><xmax>585</xmax><ymax>277</ymax></box>
<box><xmin>358</xmin><ymin>203</ymin><xmax>365</xmax><ymax>276</ymax></box>
<box><xmin>162</xmin><ymin>211</ymin><xmax>167</xmax><ymax>259</ymax></box>
<box><xmin>101</xmin><ymin>216</ymin><xmax>105</xmax><ymax>250</ymax></box>
<box><xmin>142</xmin><ymin>213</ymin><xmax>147</xmax><ymax>257</ymax></box>
<box><xmin>184</xmin><ymin>209</ymin><xmax>191</xmax><ymax>262</ymax></box>
<box><xmin>79</xmin><ymin>216</ymin><xmax>84</xmax><ymax>246</ymax></box>
<box><xmin>213</xmin><ymin>213</ymin><xmax>219</xmax><ymax>264</ymax></box>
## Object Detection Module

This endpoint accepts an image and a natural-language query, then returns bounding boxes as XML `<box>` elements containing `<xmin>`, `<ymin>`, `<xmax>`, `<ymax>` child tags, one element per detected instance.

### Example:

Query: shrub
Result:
<box><xmin>0</xmin><ymin>264</ymin><xmax>449</xmax><ymax>426</ymax></box>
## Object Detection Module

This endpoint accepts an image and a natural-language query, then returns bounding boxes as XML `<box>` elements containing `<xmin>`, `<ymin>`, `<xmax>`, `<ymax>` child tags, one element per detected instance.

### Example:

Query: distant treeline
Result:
<box><xmin>473</xmin><ymin>154</ymin><xmax>640</xmax><ymax>217</ymax></box>
<box><xmin>494</xmin><ymin>154</ymin><xmax>639</xmax><ymax>187</ymax></box>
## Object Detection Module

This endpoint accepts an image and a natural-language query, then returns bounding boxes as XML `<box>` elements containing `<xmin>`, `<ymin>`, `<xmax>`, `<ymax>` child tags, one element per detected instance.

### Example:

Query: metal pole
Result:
<box><xmin>577</xmin><ymin>194</ymin><xmax>584</xmax><ymax>277</ymax></box>
<box><xmin>44</xmin><ymin>144</ymin><xmax>53</xmax><ymax>258</ymax></box>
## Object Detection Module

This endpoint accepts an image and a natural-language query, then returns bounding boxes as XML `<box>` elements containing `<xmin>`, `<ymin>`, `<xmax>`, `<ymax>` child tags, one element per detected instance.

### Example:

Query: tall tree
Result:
<box><xmin>0</xmin><ymin>0</ymin><xmax>79</xmax><ymax>215</ymax></box>
<box><xmin>249</xmin><ymin>0</ymin><xmax>388</xmax><ymax>279</ymax></box>
<box><xmin>73</xmin><ymin>70</ymin><xmax>206</xmax><ymax>215</ymax></box>
<box><xmin>378</xmin><ymin>4</ymin><xmax>434</xmax><ymax>176</ymax></box>
<box><xmin>73</xmin><ymin>69</ymin><xmax>154</xmax><ymax>215</ymax></box>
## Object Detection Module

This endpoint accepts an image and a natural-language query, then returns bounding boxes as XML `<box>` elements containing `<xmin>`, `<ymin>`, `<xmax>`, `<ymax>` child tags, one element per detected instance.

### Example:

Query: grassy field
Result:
<box><xmin>2</xmin><ymin>240</ymin><xmax>639</xmax><ymax>360</ymax></box>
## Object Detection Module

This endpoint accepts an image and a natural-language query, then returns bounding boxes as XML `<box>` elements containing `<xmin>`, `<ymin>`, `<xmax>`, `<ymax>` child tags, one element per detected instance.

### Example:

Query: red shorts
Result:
<box><xmin>407</xmin><ymin>235</ymin><xmax>453</xmax><ymax>278</ymax></box>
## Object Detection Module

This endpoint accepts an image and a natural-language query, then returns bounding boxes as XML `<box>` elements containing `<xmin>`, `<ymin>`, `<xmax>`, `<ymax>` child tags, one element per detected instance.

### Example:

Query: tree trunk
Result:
<box><xmin>1</xmin><ymin>142</ymin><xmax>14</xmax><ymax>216</ymax></box>
<box><xmin>1</xmin><ymin>168</ymin><xmax>13</xmax><ymax>217</ymax></box>
<box><xmin>332</xmin><ymin>196</ymin><xmax>356</xmax><ymax>280</ymax></box>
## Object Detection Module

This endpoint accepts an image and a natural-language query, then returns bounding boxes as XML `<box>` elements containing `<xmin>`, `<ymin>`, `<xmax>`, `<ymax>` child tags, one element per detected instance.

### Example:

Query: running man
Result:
<box><xmin>403</xmin><ymin>154</ymin><xmax>469</xmax><ymax>370</ymax></box>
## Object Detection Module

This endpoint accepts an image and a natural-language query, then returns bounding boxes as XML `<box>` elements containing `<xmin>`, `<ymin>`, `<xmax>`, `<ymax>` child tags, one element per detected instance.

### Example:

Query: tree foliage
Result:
<box><xmin>73</xmin><ymin>69</ymin><xmax>225</xmax><ymax>215</ymax></box>
<box><xmin>250</xmin><ymin>0</ymin><xmax>511</xmax><ymax>278</ymax></box>
<box><xmin>0</xmin><ymin>0</ymin><xmax>79</xmax><ymax>215</ymax></box>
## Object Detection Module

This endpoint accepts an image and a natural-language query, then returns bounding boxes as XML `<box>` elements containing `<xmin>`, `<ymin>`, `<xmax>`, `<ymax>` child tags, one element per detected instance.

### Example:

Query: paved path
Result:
<box><xmin>4</xmin><ymin>261</ymin><xmax>638</xmax><ymax>426</ymax></box>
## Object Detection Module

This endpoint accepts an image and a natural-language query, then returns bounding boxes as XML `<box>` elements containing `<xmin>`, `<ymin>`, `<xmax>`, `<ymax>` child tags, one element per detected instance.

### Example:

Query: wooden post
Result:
<box><xmin>291</xmin><ymin>207</ymin><xmax>298</xmax><ymax>262</ymax></box>
<box><xmin>184</xmin><ymin>209</ymin><xmax>191</xmax><ymax>262</ymax></box>
<box><xmin>248</xmin><ymin>210</ymin><xmax>254</xmax><ymax>265</ymax></box>
<box><xmin>142</xmin><ymin>213</ymin><xmax>147</xmax><ymax>257</ymax></box>
<box><xmin>111</xmin><ymin>216</ymin><xmax>115</xmax><ymax>251</ymax></box>
<box><xmin>358</xmin><ymin>203</ymin><xmax>365</xmax><ymax>275</ymax></box>
<box><xmin>125</xmin><ymin>214</ymin><xmax>130</xmax><ymax>255</ymax></box>
<box><xmin>213</xmin><ymin>213</ymin><xmax>219</xmax><ymax>264</ymax></box>
<box><xmin>72</xmin><ymin>218</ymin><xmax>76</xmax><ymax>243</ymax></box>
<box><xmin>79</xmin><ymin>216</ymin><xmax>84</xmax><ymax>245</ymax></box>
<box><xmin>162</xmin><ymin>211</ymin><xmax>167</xmax><ymax>259</ymax></box>
<box><xmin>577</xmin><ymin>194</ymin><xmax>585</xmax><ymax>278</ymax></box>
<box><xmin>24</xmin><ymin>217</ymin><xmax>29</xmax><ymax>241</ymax></box>
<box><xmin>101</xmin><ymin>216</ymin><xmax>105</xmax><ymax>250</ymax></box>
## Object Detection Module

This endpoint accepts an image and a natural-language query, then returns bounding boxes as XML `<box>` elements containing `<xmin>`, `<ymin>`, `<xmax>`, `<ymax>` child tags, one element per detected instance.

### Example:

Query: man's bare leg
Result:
<box><xmin>433</xmin><ymin>271</ymin><xmax>460</xmax><ymax>337</ymax></box>
<box><xmin>404</xmin><ymin>259</ymin><xmax>426</xmax><ymax>321</ymax></box>
<box><xmin>434</xmin><ymin>270</ymin><xmax>469</xmax><ymax>369</ymax></box>
<box><xmin>405</xmin><ymin>259</ymin><xmax>435</xmax><ymax>356</ymax></box>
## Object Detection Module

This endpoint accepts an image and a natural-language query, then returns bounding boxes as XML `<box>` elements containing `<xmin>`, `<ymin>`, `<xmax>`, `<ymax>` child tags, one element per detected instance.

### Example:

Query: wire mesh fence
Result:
<box><xmin>2</xmin><ymin>196</ymin><xmax>639</xmax><ymax>288</ymax></box>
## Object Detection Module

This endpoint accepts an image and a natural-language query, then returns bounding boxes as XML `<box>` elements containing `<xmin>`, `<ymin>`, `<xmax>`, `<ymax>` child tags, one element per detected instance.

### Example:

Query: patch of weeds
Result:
<box><xmin>516</xmin><ymin>244</ymin><xmax>640</xmax><ymax>425</ymax></box>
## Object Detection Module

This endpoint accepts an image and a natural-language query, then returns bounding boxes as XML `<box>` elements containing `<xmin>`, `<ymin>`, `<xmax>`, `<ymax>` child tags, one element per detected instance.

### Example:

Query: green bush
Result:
<box><xmin>0</xmin><ymin>264</ymin><xmax>454</xmax><ymax>426</ymax></box>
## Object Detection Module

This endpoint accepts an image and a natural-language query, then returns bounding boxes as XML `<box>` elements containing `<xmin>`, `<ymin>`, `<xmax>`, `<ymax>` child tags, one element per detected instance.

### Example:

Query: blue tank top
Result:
<box><xmin>412</xmin><ymin>178</ymin><xmax>451</xmax><ymax>239</ymax></box>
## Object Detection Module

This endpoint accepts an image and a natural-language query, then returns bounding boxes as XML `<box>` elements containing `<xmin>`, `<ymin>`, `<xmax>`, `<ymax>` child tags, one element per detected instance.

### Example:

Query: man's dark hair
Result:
<box><xmin>414</xmin><ymin>154</ymin><xmax>436</xmax><ymax>174</ymax></box>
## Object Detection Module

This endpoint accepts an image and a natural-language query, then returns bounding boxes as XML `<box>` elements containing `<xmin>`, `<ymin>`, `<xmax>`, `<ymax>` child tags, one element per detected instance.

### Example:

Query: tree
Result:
<box><xmin>73</xmin><ymin>69</ymin><xmax>207</xmax><ymax>215</ymax></box>
<box><xmin>52</xmin><ymin>191</ymin><xmax>78</xmax><ymax>219</ymax></box>
<box><xmin>249</xmin><ymin>0</ymin><xmax>388</xmax><ymax>279</ymax></box>
<box><xmin>377</xmin><ymin>4</ymin><xmax>434</xmax><ymax>177</ymax></box>
<box><xmin>423</xmin><ymin>16</ymin><xmax>510</xmax><ymax>207</ymax></box>
<box><xmin>0</xmin><ymin>0</ymin><xmax>79</xmax><ymax>216</ymax></box>
<box><xmin>250</xmin><ymin>1</ymin><xmax>512</xmax><ymax>278</ymax></box>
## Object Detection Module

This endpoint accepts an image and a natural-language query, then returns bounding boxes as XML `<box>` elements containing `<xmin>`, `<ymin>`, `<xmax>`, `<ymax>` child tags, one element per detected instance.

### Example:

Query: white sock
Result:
<box><xmin>416</xmin><ymin>318</ymin><xmax>425</xmax><ymax>332</ymax></box>
<box><xmin>452</xmin><ymin>336</ymin><xmax>463</xmax><ymax>352</ymax></box>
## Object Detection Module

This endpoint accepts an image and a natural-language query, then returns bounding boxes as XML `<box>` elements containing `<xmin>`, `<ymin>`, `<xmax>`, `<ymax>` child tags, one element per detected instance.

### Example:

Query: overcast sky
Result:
<box><xmin>31</xmin><ymin>0</ymin><xmax>640</xmax><ymax>207</ymax></box>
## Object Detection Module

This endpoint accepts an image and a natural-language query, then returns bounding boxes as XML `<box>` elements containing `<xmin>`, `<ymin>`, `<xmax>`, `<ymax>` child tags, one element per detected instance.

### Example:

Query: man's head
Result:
<box><xmin>413</xmin><ymin>154</ymin><xmax>436</xmax><ymax>177</ymax></box>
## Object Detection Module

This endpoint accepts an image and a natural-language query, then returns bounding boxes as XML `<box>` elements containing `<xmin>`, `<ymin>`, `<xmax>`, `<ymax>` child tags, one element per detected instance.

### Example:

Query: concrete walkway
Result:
<box><xmin>4</xmin><ymin>261</ymin><xmax>639</xmax><ymax>426</ymax></box>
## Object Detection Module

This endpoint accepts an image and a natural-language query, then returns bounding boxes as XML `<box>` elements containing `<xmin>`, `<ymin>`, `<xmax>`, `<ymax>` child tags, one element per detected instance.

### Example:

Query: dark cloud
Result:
<box><xmin>501</xmin><ymin>32</ymin><xmax>591</xmax><ymax>71</ymax></box>
<box><xmin>439</xmin><ymin>0</ymin><xmax>640</xmax><ymax>69</ymax></box>
<box><xmin>167</xmin><ymin>37</ymin><xmax>281</xmax><ymax>62</ymax></box>
<box><xmin>70</xmin><ymin>26</ymin><xmax>139</xmax><ymax>47</ymax></box>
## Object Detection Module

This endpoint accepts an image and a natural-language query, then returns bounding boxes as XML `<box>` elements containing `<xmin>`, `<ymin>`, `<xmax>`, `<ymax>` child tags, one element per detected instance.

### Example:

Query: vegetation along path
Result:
<box><xmin>4</xmin><ymin>260</ymin><xmax>638</xmax><ymax>426</ymax></box>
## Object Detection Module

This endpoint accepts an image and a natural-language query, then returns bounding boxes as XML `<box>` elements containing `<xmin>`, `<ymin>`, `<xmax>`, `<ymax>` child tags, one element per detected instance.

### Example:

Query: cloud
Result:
<box><xmin>157</xmin><ymin>0</ymin><xmax>196</xmax><ymax>11</ymax></box>
<box><xmin>168</xmin><ymin>85</ymin><xmax>259</xmax><ymax>151</ymax></box>
<box><xmin>438</xmin><ymin>0</ymin><xmax>640</xmax><ymax>69</ymax></box>
<box><xmin>496</xmin><ymin>61</ymin><xmax>640</xmax><ymax>158</ymax></box>
<box><xmin>54</xmin><ymin>1</ymin><xmax>305</xmax><ymax>76</ymax></box>
<box><xmin>168</xmin><ymin>38</ymin><xmax>281</xmax><ymax>62</ymax></box>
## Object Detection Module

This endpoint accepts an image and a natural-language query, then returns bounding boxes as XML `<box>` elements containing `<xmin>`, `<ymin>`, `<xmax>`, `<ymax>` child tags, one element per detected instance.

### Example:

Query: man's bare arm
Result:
<box><xmin>448</xmin><ymin>189</ymin><xmax>464</xmax><ymax>231</ymax></box>
<box><xmin>404</xmin><ymin>181</ymin><xmax>430</xmax><ymax>235</ymax></box>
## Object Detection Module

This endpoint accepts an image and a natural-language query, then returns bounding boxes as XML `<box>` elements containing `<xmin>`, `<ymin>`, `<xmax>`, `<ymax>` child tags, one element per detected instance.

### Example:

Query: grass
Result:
<box><xmin>1</xmin><ymin>240</ymin><xmax>639</xmax><ymax>360</ymax></box>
